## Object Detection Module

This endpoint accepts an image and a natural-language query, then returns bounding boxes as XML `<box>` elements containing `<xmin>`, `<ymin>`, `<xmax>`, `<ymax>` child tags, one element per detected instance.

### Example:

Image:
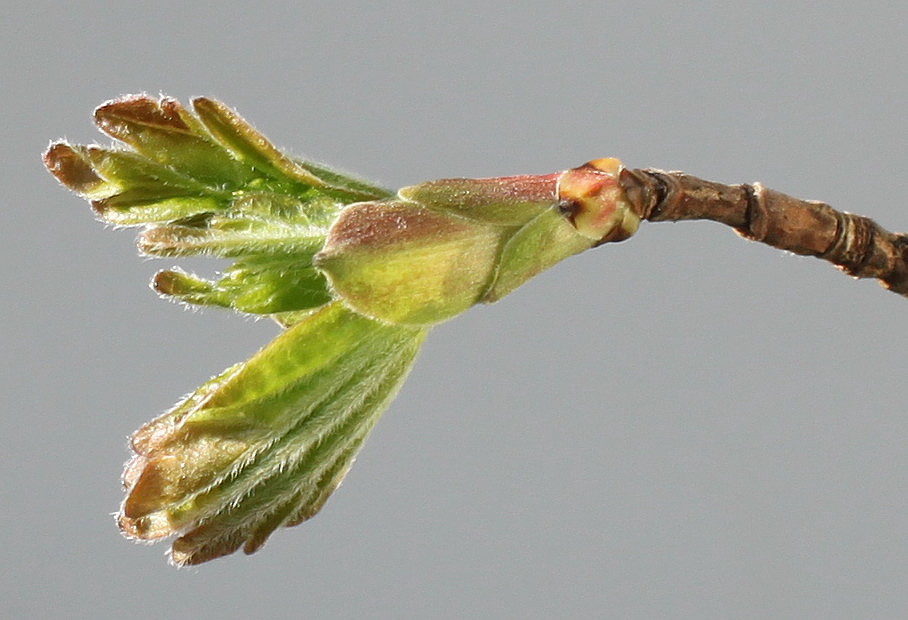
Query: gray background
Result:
<box><xmin>4</xmin><ymin>1</ymin><xmax>908</xmax><ymax>618</ymax></box>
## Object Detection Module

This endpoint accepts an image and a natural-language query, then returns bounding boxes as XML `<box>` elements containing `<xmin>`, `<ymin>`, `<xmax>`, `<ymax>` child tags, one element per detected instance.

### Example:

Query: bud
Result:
<box><xmin>556</xmin><ymin>158</ymin><xmax>640</xmax><ymax>243</ymax></box>
<box><xmin>316</xmin><ymin>160</ymin><xmax>641</xmax><ymax>326</ymax></box>
<box><xmin>45</xmin><ymin>95</ymin><xmax>648</xmax><ymax>565</ymax></box>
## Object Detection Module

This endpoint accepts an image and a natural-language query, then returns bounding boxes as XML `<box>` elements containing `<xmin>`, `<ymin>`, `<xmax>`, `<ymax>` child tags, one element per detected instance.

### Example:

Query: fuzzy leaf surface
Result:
<box><xmin>119</xmin><ymin>301</ymin><xmax>427</xmax><ymax>565</ymax></box>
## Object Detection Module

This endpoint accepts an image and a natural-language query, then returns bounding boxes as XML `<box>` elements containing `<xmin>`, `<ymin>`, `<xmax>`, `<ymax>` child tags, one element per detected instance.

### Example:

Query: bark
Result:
<box><xmin>618</xmin><ymin>168</ymin><xmax>908</xmax><ymax>298</ymax></box>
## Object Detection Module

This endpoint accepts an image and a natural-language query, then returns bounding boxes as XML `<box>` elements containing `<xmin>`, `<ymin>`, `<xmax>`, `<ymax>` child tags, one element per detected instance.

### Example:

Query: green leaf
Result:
<box><xmin>153</xmin><ymin>256</ymin><xmax>331</xmax><ymax>315</ymax></box>
<box><xmin>44</xmin><ymin>95</ymin><xmax>395</xmax><ymax>320</ymax></box>
<box><xmin>191</xmin><ymin>97</ymin><xmax>391</xmax><ymax>201</ymax></box>
<box><xmin>94</xmin><ymin>94</ymin><xmax>253</xmax><ymax>187</ymax></box>
<box><xmin>44</xmin><ymin>142</ymin><xmax>228</xmax><ymax>224</ymax></box>
<box><xmin>293</xmin><ymin>159</ymin><xmax>394</xmax><ymax>202</ymax></box>
<box><xmin>118</xmin><ymin>301</ymin><xmax>428</xmax><ymax>565</ymax></box>
<box><xmin>45</xmin><ymin>95</ymin><xmax>384</xmax><ymax>235</ymax></box>
<box><xmin>138</xmin><ymin>215</ymin><xmax>326</xmax><ymax>258</ymax></box>
<box><xmin>191</xmin><ymin>97</ymin><xmax>326</xmax><ymax>189</ymax></box>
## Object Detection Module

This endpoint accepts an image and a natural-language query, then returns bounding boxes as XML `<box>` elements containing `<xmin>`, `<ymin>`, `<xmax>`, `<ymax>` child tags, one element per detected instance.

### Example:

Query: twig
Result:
<box><xmin>618</xmin><ymin>167</ymin><xmax>908</xmax><ymax>297</ymax></box>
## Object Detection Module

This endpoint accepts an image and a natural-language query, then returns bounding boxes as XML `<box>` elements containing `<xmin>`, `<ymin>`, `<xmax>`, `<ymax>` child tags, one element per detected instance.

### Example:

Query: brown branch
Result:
<box><xmin>618</xmin><ymin>167</ymin><xmax>908</xmax><ymax>298</ymax></box>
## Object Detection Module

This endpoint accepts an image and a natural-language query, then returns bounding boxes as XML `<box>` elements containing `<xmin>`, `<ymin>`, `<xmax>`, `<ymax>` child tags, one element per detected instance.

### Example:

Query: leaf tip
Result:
<box><xmin>189</xmin><ymin>96</ymin><xmax>227</xmax><ymax>122</ymax></box>
<box><xmin>94</xmin><ymin>93</ymin><xmax>192</xmax><ymax>139</ymax></box>
<box><xmin>42</xmin><ymin>141</ymin><xmax>104</xmax><ymax>193</ymax></box>
<box><xmin>151</xmin><ymin>268</ymin><xmax>189</xmax><ymax>296</ymax></box>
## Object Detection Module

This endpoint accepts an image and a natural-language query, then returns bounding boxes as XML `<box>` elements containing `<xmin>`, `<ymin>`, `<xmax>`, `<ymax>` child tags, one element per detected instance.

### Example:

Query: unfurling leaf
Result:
<box><xmin>119</xmin><ymin>301</ymin><xmax>426</xmax><ymax>565</ymax></box>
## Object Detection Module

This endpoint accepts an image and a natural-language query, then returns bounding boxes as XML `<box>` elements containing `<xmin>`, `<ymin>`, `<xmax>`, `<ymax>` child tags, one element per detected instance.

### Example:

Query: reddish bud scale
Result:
<box><xmin>556</xmin><ymin>158</ymin><xmax>640</xmax><ymax>244</ymax></box>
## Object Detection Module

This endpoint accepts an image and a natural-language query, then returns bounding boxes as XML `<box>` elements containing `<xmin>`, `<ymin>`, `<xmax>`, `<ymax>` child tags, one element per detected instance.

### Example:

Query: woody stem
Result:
<box><xmin>618</xmin><ymin>167</ymin><xmax>908</xmax><ymax>298</ymax></box>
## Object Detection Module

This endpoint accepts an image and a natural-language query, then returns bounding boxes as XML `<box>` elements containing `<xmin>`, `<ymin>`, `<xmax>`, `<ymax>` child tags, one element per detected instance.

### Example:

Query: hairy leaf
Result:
<box><xmin>119</xmin><ymin>301</ymin><xmax>428</xmax><ymax>565</ymax></box>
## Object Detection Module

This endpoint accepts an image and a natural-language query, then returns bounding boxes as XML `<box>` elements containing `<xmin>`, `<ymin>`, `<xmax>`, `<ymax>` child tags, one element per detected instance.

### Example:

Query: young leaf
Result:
<box><xmin>119</xmin><ymin>301</ymin><xmax>428</xmax><ymax>565</ymax></box>
<box><xmin>190</xmin><ymin>97</ymin><xmax>326</xmax><ymax>189</ymax></box>
<box><xmin>44</xmin><ymin>95</ymin><xmax>391</xmax><ymax>317</ymax></box>
<box><xmin>153</xmin><ymin>256</ymin><xmax>331</xmax><ymax>315</ymax></box>
<box><xmin>94</xmin><ymin>95</ymin><xmax>251</xmax><ymax>186</ymax></box>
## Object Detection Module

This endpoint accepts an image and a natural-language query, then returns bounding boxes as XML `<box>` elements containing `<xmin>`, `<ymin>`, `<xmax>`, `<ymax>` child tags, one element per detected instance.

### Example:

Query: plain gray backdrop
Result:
<box><xmin>5</xmin><ymin>1</ymin><xmax>908</xmax><ymax>618</ymax></box>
